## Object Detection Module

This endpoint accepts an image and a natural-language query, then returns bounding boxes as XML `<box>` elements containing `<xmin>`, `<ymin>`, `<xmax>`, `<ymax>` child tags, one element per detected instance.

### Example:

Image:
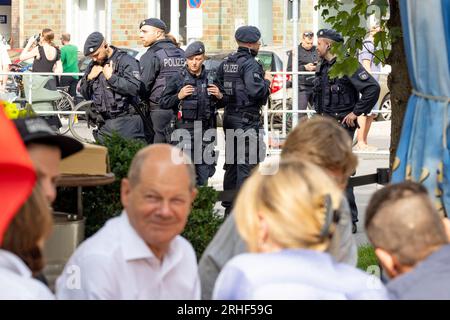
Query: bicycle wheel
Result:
<box><xmin>53</xmin><ymin>90</ymin><xmax>75</xmax><ymax>135</ymax></box>
<box><xmin>270</xmin><ymin>102</ymin><xmax>293</xmax><ymax>133</ymax></box>
<box><xmin>69</xmin><ymin>100</ymin><xmax>96</xmax><ymax>143</ymax></box>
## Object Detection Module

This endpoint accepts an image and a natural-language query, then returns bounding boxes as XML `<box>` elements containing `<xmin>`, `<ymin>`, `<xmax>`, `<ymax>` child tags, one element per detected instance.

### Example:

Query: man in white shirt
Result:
<box><xmin>56</xmin><ymin>144</ymin><xmax>200</xmax><ymax>299</ymax></box>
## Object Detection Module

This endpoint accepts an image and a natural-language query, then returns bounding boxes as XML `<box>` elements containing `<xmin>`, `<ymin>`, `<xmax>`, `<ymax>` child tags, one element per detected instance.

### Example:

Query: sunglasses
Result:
<box><xmin>303</xmin><ymin>32</ymin><xmax>314</xmax><ymax>38</ymax></box>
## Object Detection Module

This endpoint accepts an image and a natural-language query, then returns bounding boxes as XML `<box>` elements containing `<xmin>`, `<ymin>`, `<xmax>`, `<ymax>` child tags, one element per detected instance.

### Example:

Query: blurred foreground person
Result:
<box><xmin>199</xmin><ymin>117</ymin><xmax>357</xmax><ymax>299</ymax></box>
<box><xmin>366</xmin><ymin>182</ymin><xmax>450</xmax><ymax>300</ymax></box>
<box><xmin>0</xmin><ymin>186</ymin><xmax>54</xmax><ymax>299</ymax></box>
<box><xmin>213</xmin><ymin>160</ymin><xmax>387</xmax><ymax>299</ymax></box>
<box><xmin>56</xmin><ymin>144</ymin><xmax>200</xmax><ymax>299</ymax></box>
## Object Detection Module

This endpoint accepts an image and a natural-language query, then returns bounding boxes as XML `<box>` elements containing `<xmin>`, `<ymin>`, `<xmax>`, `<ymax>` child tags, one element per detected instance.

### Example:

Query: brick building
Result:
<box><xmin>6</xmin><ymin>0</ymin><xmax>344</xmax><ymax>52</ymax></box>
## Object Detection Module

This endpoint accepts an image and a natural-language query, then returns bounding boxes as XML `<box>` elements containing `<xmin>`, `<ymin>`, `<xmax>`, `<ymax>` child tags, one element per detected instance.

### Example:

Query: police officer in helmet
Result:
<box><xmin>218</xmin><ymin>25</ymin><xmax>272</xmax><ymax>215</ymax></box>
<box><xmin>161</xmin><ymin>41</ymin><xmax>224</xmax><ymax>186</ymax></box>
<box><xmin>139</xmin><ymin>18</ymin><xmax>186</xmax><ymax>143</ymax></box>
<box><xmin>313</xmin><ymin>28</ymin><xmax>380</xmax><ymax>233</ymax></box>
<box><xmin>79</xmin><ymin>32</ymin><xmax>145</xmax><ymax>143</ymax></box>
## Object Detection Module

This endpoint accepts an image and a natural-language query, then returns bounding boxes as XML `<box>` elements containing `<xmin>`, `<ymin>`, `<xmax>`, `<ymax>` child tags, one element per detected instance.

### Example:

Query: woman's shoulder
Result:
<box><xmin>0</xmin><ymin>269</ymin><xmax>55</xmax><ymax>299</ymax></box>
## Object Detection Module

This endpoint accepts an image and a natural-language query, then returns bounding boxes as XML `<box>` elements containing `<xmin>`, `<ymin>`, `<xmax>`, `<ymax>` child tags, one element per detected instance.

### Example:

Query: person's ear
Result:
<box><xmin>256</xmin><ymin>213</ymin><xmax>270</xmax><ymax>252</ymax></box>
<box><xmin>190</xmin><ymin>188</ymin><xmax>198</xmax><ymax>206</ymax></box>
<box><xmin>120</xmin><ymin>178</ymin><xmax>131</xmax><ymax>208</ymax></box>
<box><xmin>441</xmin><ymin>218</ymin><xmax>450</xmax><ymax>241</ymax></box>
<box><xmin>375</xmin><ymin>248</ymin><xmax>399</xmax><ymax>279</ymax></box>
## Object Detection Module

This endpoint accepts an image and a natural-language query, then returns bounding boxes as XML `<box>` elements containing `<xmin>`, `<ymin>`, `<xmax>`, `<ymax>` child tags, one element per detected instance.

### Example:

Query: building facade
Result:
<box><xmin>7</xmin><ymin>0</ymin><xmax>349</xmax><ymax>52</ymax></box>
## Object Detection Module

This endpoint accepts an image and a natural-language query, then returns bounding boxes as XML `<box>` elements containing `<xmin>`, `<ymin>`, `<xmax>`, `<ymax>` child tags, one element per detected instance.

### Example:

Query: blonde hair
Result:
<box><xmin>281</xmin><ymin>117</ymin><xmax>358</xmax><ymax>179</ymax></box>
<box><xmin>234</xmin><ymin>160</ymin><xmax>343</xmax><ymax>253</ymax></box>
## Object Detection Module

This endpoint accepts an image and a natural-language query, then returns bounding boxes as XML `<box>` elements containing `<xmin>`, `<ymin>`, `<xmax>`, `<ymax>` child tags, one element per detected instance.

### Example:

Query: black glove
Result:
<box><xmin>85</xmin><ymin>109</ymin><xmax>105</xmax><ymax>128</ymax></box>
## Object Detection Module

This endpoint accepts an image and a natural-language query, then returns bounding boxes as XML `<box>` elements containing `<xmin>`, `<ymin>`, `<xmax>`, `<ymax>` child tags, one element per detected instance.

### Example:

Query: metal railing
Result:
<box><xmin>0</xmin><ymin>71</ymin><xmax>84</xmax><ymax>105</ymax></box>
<box><xmin>0</xmin><ymin>71</ymin><xmax>392</xmax><ymax>156</ymax></box>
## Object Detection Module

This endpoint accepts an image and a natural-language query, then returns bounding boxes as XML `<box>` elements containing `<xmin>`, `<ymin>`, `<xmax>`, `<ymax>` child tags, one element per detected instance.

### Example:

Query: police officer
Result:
<box><xmin>79</xmin><ymin>32</ymin><xmax>145</xmax><ymax>143</ymax></box>
<box><xmin>287</xmin><ymin>30</ymin><xmax>319</xmax><ymax>119</ymax></box>
<box><xmin>160</xmin><ymin>41</ymin><xmax>224</xmax><ymax>186</ymax></box>
<box><xmin>313</xmin><ymin>28</ymin><xmax>380</xmax><ymax>233</ymax></box>
<box><xmin>217</xmin><ymin>26</ymin><xmax>272</xmax><ymax>215</ymax></box>
<box><xmin>139</xmin><ymin>18</ymin><xmax>186</xmax><ymax>143</ymax></box>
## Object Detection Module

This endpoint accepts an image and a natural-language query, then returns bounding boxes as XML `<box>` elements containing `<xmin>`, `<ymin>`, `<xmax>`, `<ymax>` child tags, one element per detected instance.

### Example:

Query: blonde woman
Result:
<box><xmin>213</xmin><ymin>160</ymin><xmax>387</xmax><ymax>300</ymax></box>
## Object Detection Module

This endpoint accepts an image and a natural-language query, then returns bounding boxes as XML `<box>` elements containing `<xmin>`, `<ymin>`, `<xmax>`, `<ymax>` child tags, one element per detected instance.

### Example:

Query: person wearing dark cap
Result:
<box><xmin>160</xmin><ymin>41</ymin><xmax>224</xmax><ymax>186</ymax></box>
<box><xmin>217</xmin><ymin>25</ymin><xmax>272</xmax><ymax>215</ymax></box>
<box><xmin>79</xmin><ymin>32</ymin><xmax>145</xmax><ymax>143</ymax></box>
<box><xmin>313</xmin><ymin>28</ymin><xmax>381</xmax><ymax>233</ymax></box>
<box><xmin>13</xmin><ymin>117</ymin><xmax>83</xmax><ymax>204</ymax></box>
<box><xmin>139</xmin><ymin>18</ymin><xmax>186</xmax><ymax>144</ymax></box>
<box><xmin>286</xmin><ymin>30</ymin><xmax>319</xmax><ymax>120</ymax></box>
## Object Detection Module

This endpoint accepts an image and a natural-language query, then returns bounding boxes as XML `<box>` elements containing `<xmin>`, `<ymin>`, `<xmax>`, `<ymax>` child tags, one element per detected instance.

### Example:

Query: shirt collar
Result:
<box><xmin>119</xmin><ymin>211</ymin><xmax>157</xmax><ymax>262</ymax></box>
<box><xmin>0</xmin><ymin>249</ymin><xmax>33</xmax><ymax>278</ymax></box>
<box><xmin>119</xmin><ymin>211</ymin><xmax>185</xmax><ymax>270</ymax></box>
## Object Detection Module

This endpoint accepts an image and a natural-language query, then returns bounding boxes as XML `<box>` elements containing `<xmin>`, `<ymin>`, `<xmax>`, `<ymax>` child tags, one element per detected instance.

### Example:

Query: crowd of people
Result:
<box><xmin>1</xmin><ymin>17</ymin><xmax>447</xmax><ymax>300</ymax></box>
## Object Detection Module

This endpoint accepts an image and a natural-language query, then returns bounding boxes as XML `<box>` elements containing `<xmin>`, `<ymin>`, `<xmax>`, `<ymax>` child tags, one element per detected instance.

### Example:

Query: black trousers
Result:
<box><xmin>342</xmin><ymin>123</ymin><xmax>358</xmax><ymax>223</ymax></box>
<box><xmin>172</xmin><ymin>120</ymin><xmax>217</xmax><ymax>186</ymax></box>
<box><xmin>222</xmin><ymin>111</ymin><xmax>266</xmax><ymax>215</ymax></box>
<box><xmin>59</xmin><ymin>76</ymin><xmax>78</xmax><ymax>98</ymax></box>
<box><xmin>150</xmin><ymin>109</ymin><xmax>174</xmax><ymax>143</ymax></box>
<box><xmin>322</xmin><ymin>112</ymin><xmax>359</xmax><ymax>223</ymax></box>
<box><xmin>94</xmin><ymin>114</ymin><xmax>146</xmax><ymax>144</ymax></box>
<box><xmin>297</xmin><ymin>85</ymin><xmax>314</xmax><ymax>119</ymax></box>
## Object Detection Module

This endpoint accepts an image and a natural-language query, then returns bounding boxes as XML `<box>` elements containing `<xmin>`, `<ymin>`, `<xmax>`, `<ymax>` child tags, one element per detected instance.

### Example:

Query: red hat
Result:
<box><xmin>0</xmin><ymin>109</ymin><xmax>36</xmax><ymax>244</ymax></box>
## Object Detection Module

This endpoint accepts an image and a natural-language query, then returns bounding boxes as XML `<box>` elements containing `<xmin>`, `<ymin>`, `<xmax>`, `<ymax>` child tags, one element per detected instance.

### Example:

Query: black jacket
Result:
<box><xmin>287</xmin><ymin>44</ymin><xmax>318</xmax><ymax>86</ymax></box>
<box><xmin>313</xmin><ymin>57</ymin><xmax>380</xmax><ymax>116</ymax></box>
<box><xmin>160</xmin><ymin>65</ymin><xmax>224</xmax><ymax>114</ymax></box>
<box><xmin>217</xmin><ymin>47</ymin><xmax>271</xmax><ymax>109</ymax></box>
<box><xmin>139</xmin><ymin>39</ymin><xmax>184</xmax><ymax>102</ymax></box>
<box><xmin>80</xmin><ymin>46</ymin><xmax>141</xmax><ymax>113</ymax></box>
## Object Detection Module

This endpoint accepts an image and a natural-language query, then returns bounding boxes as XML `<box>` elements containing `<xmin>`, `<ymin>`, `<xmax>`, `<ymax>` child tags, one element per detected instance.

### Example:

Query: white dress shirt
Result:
<box><xmin>0</xmin><ymin>249</ymin><xmax>55</xmax><ymax>300</ymax></box>
<box><xmin>56</xmin><ymin>211</ymin><xmax>200</xmax><ymax>300</ymax></box>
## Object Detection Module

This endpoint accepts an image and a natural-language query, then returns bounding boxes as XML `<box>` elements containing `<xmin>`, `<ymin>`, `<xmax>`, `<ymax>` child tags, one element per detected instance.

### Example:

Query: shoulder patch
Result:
<box><xmin>358</xmin><ymin>70</ymin><xmax>370</xmax><ymax>81</ymax></box>
<box><xmin>253</xmin><ymin>72</ymin><xmax>262</xmax><ymax>80</ymax></box>
<box><xmin>132</xmin><ymin>71</ymin><xmax>141</xmax><ymax>80</ymax></box>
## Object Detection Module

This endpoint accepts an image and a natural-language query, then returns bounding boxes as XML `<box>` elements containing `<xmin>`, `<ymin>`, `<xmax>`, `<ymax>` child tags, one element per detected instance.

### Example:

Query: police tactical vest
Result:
<box><xmin>222</xmin><ymin>52</ymin><xmax>252</xmax><ymax>112</ymax></box>
<box><xmin>313</xmin><ymin>62</ymin><xmax>358</xmax><ymax>116</ymax></box>
<box><xmin>150</xmin><ymin>46</ymin><xmax>186</xmax><ymax>108</ymax></box>
<box><xmin>91</xmin><ymin>50</ymin><xmax>133</xmax><ymax>114</ymax></box>
<box><xmin>179</xmin><ymin>69</ymin><xmax>213</xmax><ymax>122</ymax></box>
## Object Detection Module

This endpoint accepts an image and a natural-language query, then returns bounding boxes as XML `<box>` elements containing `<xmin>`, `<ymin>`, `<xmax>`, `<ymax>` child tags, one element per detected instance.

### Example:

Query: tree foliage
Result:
<box><xmin>315</xmin><ymin>0</ymin><xmax>400</xmax><ymax>78</ymax></box>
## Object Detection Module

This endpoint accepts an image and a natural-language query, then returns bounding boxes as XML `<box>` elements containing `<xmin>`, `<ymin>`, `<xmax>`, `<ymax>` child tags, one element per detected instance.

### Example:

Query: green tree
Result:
<box><xmin>315</xmin><ymin>0</ymin><xmax>412</xmax><ymax>167</ymax></box>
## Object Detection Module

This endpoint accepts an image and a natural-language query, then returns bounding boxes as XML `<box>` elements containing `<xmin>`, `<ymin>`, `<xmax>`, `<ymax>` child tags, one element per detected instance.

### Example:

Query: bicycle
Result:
<box><xmin>5</xmin><ymin>66</ymin><xmax>75</xmax><ymax>136</ymax></box>
<box><xmin>68</xmin><ymin>100</ymin><xmax>96</xmax><ymax>143</ymax></box>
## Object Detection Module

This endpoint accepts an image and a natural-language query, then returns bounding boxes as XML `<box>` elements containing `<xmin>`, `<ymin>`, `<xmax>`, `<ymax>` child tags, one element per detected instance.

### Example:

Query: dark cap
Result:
<box><xmin>139</xmin><ymin>18</ymin><xmax>167</xmax><ymax>32</ymax></box>
<box><xmin>235</xmin><ymin>26</ymin><xmax>261</xmax><ymax>43</ymax></box>
<box><xmin>185</xmin><ymin>41</ymin><xmax>205</xmax><ymax>58</ymax></box>
<box><xmin>14</xmin><ymin>117</ymin><xmax>83</xmax><ymax>159</ymax></box>
<box><xmin>84</xmin><ymin>32</ymin><xmax>105</xmax><ymax>56</ymax></box>
<box><xmin>317</xmin><ymin>29</ymin><xmax>344</xmax><ymax>43</ymax></box>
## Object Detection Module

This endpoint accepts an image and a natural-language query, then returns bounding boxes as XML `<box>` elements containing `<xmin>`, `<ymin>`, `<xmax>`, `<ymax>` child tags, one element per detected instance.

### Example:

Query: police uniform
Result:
<box><xmin>217</xmin><ymin>26</ymin><xmax>271</xmax><ymax>214</ymax></box>
<box><xmin>79</xmin><ymin>32</ymin><xmax>145</xmax><ymax>143</ymax></box>
<box><xmin>160</xmin><ymin>41</ymin><xmax>223</xmax><ymax>186</ymax></box>
<box><xmin>313</xmin><ymin>29</ymin><xmax>380</xmax><ymax>137</ymax></box>
<box><xmin>313</xmin><ymin>29</ymin><xmax>381</xmax><ymax>229</ymax></box>
<box><xmin>287</xmin><ymin>42</ymin><xmax>318</xmax><ymax>118</ymax></box>
<box><xmin>139</xmin><ymin>18</ymin><xmax>186</xmax><ymax>143</ymax></box>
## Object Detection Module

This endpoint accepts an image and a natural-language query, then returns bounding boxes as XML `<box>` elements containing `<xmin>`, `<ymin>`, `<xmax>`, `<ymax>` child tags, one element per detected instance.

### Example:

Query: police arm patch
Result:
<box><xmin>358</xmin><ymin>70</ymin><xmax>369</xmax><ymax>81</ymax></box>
<box><xmin>132</xmin><ymin>71</ymin><xmax>141</xmax><ymax>80</ymax></box>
